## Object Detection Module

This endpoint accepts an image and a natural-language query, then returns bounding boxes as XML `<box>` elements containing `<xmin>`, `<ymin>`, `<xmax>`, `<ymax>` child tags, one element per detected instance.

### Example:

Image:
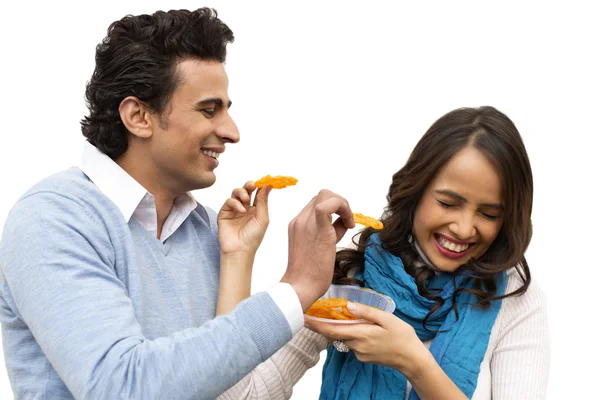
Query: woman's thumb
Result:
<box><xmin>255</xmin><ymin>186</ymin><xmax>272</xmax><ymax>220</ymax></box>
<box><xmin>346</xmin><ymin>301</ymin><xmax>384</xmax><ymax>324</ymax></box>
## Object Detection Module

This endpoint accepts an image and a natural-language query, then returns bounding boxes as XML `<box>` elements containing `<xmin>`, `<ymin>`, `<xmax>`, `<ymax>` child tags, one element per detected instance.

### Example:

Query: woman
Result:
<box><xmin>219</xmin><ymin>106</ymin><xmax>549</xmax><ymax>399</ymax></box>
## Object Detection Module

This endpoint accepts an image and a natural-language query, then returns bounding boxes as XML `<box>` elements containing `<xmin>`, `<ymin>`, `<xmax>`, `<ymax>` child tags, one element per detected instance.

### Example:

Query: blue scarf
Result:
<box><xmin>319</xmin><ymin>234</ymin><xmax>506</xmax><ymax>400</ymax></box>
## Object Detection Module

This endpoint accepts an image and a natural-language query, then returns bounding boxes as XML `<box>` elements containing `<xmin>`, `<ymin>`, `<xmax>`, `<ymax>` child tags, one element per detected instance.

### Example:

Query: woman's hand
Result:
<box><xmin>217</xmin><ymin>181</ymin><xmax>272</xmax><ymax>256</ymax></box>
<box><xmin>306</xmin><ymin>302</ymin><xmax>469</xmax><ymax>399</ymax></box>
<box><xmin>216</xmin><ymin>181</ymin><xmax>271</xmax><ymax>315</ymax></box>
<box><xmin>305</xmin><ymin>301</ymin><xmax>429</xmax><ymax>375</ymax></box>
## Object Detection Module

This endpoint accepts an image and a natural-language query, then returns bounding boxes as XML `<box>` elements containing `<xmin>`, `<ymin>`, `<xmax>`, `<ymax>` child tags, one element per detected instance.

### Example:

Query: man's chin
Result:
<box><xmin>193</xmin><ymin>173</ymin><xmax>217</xmax><ymax>190</ymax></box>
<box><xmin>177</xmin><ymin>172</ymin><xmax>216</xmax><ymax>193</ymax></box>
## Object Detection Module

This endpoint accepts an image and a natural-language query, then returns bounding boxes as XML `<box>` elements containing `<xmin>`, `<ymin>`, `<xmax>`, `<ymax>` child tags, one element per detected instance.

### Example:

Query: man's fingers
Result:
<box><xmin>332</xmin><ymin>216</ymin><xmax>353</xmax><ymax>243</ymax></box>
<box><xmin>314</xmin><ymin>196</ymin><xmax>353</xmax><ymax>230</ymax></box>
<box><xmin>287</xmin><ymin>192</ymin><xmax>319</xmax><ymax>232</ymax></box>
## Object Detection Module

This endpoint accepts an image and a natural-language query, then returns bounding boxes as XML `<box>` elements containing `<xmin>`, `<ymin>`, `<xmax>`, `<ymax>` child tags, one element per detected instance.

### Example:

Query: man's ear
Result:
<box><xmin>119</xmin><ymin>96</ymin><xmax>154</xmax><ymax>139</ymax></box>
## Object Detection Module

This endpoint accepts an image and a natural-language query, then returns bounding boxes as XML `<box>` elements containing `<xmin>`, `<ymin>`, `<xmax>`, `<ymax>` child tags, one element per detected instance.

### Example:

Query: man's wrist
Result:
<box><xmin>267</xmin><ymin>283</ymin><xmax>304</xmax><ymax>334</ymax></box>
<box><xmin>281</xmin><ymin>280</ymin><xmax>316</xmax><ymax>312</ymax></box>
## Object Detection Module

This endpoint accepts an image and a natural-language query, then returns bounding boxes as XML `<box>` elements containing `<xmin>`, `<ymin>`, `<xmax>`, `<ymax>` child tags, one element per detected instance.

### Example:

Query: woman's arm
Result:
<box><xmin>215</xmin><ymin>182</ymin><xmax>328</xmax><ymax>399</ymax></box>
<box><xmin>490</xmin><ymin>280</ymin><xmax>550</xmax><ymax>399</ymax></box>
<box><xmin>218</xmin><ymin>328</ymin><xmax>328</xmax><ymax>400</ymax></box>
<box><xmin>216</xmin><ymin>181</ymin><xmax>270</xmax><ymax>315</ymax></box>
<box><xmin>402</xmin><ymin>351</ymin><xmax>468</xmax><ymax>400</ymax></box>
<box><xmin>216</xmin><ymin>251</ymin><xmax>255</xmax><ymax>315</ymax></box>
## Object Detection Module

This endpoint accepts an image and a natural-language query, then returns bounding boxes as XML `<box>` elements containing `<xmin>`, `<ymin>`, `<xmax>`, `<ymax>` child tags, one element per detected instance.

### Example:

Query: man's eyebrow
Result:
<box><xmin>195</xmin><ymin>98</ymin><xmax>233</xmax><ymax>108</ymax></box>
<box><xmin>435</xmin><ymin>189</ymin><xmax>504</xmax><ymax>210</ymax></box>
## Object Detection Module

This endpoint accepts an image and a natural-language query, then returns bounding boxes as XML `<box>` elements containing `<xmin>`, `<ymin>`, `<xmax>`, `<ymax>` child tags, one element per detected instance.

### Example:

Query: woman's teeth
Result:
<box><xmin>437</xmin><ymin>236</ymin><xmax>469</xmax><ymax>252</ymax></box>
<box><xmin>201</xmin><ymin>150</ymin><xmax>219</xmax><ymax>159</ymax></box>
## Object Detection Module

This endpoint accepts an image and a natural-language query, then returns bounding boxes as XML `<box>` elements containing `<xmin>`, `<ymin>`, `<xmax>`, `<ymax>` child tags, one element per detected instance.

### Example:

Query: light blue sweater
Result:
<box><xmin>0</xmin><ymin>167</ymin><xmax>292</xmax><ymax>399</ymax></box>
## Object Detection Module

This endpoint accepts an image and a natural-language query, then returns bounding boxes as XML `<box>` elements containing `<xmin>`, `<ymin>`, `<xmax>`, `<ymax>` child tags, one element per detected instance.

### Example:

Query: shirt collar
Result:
<box><xmin>78</xmin><ymin>141</ymin><xmax>201</xmax><ymax>225</ymax></box>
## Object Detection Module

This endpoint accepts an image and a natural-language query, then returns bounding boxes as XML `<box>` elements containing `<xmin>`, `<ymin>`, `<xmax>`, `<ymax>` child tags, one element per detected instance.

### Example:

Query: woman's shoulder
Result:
<box><xmin>504</xmin><ymin>266</ymin><xmax>546</xmax><ymax>303</ymax></box>
<box><xmin>496</xmin><ymin>266</ymin><xmax>548</xmax><ymax>329</ymax></box>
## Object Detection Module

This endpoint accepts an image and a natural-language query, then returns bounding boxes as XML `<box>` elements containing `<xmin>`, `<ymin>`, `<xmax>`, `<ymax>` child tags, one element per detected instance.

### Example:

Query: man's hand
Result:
<box><xmin>217</xmin><ymin>181</ymin><xmax>272</xmax><ymax>256</ymax></box>
<box><xmin>281</xmin><ymin>189</ymin><xmax>355</xmax><ymax>311</ymax></box>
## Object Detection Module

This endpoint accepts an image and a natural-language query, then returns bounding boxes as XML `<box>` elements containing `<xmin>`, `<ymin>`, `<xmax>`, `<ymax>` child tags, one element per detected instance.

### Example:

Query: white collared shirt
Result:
<box><xmin>133</xmin><ymin>192</ymin><xmax>197</xmax><ymax>242</ymax></box>
<box><xmin>78</xmin><ymin>140</ymin><xmax>303</xmax><ymax>334</ymax></box>
<box><xmin>79</xmin><ymin>141</ymin><xmax>197</xmax><ymax>242</ymax></box>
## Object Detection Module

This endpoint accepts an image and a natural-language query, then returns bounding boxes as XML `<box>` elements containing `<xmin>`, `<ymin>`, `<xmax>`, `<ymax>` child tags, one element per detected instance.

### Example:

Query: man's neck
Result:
<box><xmin>153</xmin><ymin>194</ymin><xmax>175</xmax><ymax>239</ymax></box>
<box><xmin>116</xmin><ymin>150</ymin><xmax>179</xmax><ymax>240</ymax></box>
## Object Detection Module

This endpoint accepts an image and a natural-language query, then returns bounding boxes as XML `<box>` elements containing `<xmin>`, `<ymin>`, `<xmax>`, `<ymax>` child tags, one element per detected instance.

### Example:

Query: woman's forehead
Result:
<box><xmin>430</xmin><ymin>147</ymin><xmax>503</xmax><ymax>205</ymax></box>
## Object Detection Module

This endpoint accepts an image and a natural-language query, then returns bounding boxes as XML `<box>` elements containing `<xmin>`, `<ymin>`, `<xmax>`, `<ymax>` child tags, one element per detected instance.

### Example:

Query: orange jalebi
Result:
<box><xmin>305</xmin><ymin>298</ymin><xmax>357</xmax><ymax>320</ymax></box>
<box><xmin>352</xmin><ymin>213</ymin><xmax>383</xmax><ymax>230</ymax></box>
<box><xmin>254</xmin><ymin>175</ymin><xmax>298</xmax><ymax>189</ymax></box>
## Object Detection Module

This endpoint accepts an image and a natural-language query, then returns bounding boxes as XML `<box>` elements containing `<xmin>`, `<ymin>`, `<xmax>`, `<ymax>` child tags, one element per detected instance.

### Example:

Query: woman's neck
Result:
<box><xmin>412</xmin><ymin>237</ymin><xmax>441</xmax><ymax>274</ymax></box>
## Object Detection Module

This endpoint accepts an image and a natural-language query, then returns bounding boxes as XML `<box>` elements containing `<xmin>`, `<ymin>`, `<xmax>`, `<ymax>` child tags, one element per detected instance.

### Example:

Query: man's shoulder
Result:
<box><xmin>23</xmin><ymin>167</ymin><xmax>95</xmax><ymax>197</ymax></box>
<box><xmin>8</xmin><ymin>167</ymin><xmax>121</xmax><ymax>225</ymax></box>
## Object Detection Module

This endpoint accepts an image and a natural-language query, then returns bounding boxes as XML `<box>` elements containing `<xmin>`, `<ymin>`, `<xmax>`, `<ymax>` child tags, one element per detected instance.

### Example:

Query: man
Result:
<box><xmin>0</xmin><ymin>8</ymin><xmax>353</xmax><ymax>399</ymax></box>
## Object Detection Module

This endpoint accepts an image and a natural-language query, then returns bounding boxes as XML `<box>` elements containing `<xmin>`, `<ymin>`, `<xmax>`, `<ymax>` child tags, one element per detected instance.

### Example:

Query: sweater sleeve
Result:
<box><xmin>0</xmin><ymin>191</ymin><xmax>292</xmax><ymax>400</ymax></box>
<box><xmin>217</xmin><ymin>328</ymin><xmax>328</xmax><ymax>400</ymax></box>
<box><xmin>490</xmin><ymin>278</ymin><xmax>551</xmax><ymax>399</ymax></box>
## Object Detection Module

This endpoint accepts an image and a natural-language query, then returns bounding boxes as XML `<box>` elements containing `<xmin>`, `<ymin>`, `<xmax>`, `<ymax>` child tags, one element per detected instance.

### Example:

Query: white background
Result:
<box><xmin>0</xmin><ymin>1</ymin><xmax>597</xmax><ymax>398</ymax></box>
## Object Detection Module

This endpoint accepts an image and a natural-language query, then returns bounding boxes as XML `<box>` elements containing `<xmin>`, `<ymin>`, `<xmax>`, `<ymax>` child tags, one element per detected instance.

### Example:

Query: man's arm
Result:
<box><xmin>0</xmin><ymin>192</ymin><xmax>292</xmax><ymax>400</ymax></box>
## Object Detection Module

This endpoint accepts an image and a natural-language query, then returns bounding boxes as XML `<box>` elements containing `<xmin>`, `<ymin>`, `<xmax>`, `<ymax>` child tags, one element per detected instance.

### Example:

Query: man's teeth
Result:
<box><xmin>202</xmin><ymin>150</ymin><xmax>220</xmax><ymax>159</ymax></box>
<box><xmin>437</xmin><ymin>236</ymin><xmax>469</xmax><ymax>253</ymax></box>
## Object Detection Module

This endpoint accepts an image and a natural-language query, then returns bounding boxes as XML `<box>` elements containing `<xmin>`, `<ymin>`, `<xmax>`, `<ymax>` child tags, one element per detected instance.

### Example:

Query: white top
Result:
<box><xmin>79</xmin><ymin>141</ymin><xmax>304</xmax><ymax>334</ymax></box>
<box><xmin>218</xmin><ymin>269</ymin><xmax>550</xmax><ymax>399</ymax></box>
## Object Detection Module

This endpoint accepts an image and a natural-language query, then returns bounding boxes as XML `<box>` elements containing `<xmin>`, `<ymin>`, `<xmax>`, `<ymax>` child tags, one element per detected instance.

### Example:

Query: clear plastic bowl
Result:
<box><xmin>304</xmin><ymin>284</ymin><xmax>396</xmax><ymax>324</ymax></box>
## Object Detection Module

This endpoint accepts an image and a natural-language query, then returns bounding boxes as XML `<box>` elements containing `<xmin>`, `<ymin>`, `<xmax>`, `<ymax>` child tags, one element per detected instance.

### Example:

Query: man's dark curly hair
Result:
<box><xmin>80</xmin><ymin>8</ymin><xmax>234</xmax><ymax>159</ymax></box>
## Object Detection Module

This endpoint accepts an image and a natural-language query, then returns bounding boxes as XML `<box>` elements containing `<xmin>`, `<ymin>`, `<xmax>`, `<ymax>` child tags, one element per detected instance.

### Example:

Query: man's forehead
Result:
<box><xmin>176</xmin><ymin>57</ymin><xmax>227</xmax><ymax>74</ymax></box>
<box><xmin>174</xmin><ymin>58</ymin><xmax>230</xmax><ymax>102</ymax></box>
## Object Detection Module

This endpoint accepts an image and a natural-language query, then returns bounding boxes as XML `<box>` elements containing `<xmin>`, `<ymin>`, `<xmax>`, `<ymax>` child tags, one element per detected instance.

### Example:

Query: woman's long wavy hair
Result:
<box><xmin>333</xmin><ymin>106</ymin><xmax>533</xmax><ymax>327</ymax></box>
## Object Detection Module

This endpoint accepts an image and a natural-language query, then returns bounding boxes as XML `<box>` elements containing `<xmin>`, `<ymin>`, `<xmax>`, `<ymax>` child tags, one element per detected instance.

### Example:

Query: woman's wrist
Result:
<box><xmin>401</xmin><ymin>345</ymin><xmax>469</xmax><ymax>400</ymax></box>
<box><xmin>220</xmin><ymin>251</ymin><xmax>256</xmax><ymax>270</ymax></box>
<box><xmin>216</xmin><ymin>251</ymin><xmax>256</xmax><ymax>315</ymax></box>
<box><xmin>395</xmin><ymin>339</ymin><xmax>436</xmax><ymax>382</ymax></box>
